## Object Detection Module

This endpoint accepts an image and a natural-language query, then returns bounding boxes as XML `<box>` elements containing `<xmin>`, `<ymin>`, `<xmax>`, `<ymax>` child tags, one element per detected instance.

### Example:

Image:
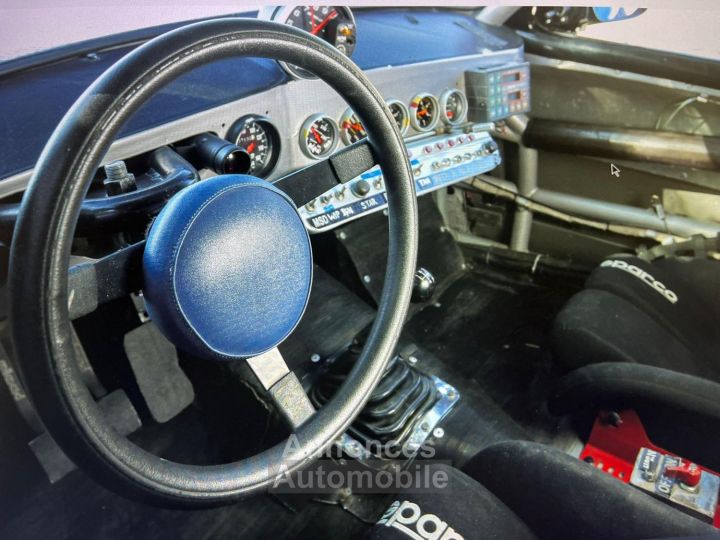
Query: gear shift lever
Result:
<box><xmin>411</xmin><ymin>267</ymin><xmax>436</xmax><ymax>303</ymax></box>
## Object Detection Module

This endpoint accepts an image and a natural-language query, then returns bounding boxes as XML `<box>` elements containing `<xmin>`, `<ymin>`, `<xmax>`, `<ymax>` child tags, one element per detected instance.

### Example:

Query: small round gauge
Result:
<box><xmin>440</xmin><ymin>89</ymin><xmax>469</xmax><ymax>126</ymax></box>
<box><xmin>386</xmin><ymin>99</ymin><xmax>410</xmax><ymax>136</ymax></box>
<box><xmin>409</xmin><ymin>93</ymin><xmax>440</xmax><ymax>132</ymax></box>
<box><xmin>226</xmin><ymin>115</ymin><xmax>280</xmax><ymax>177</ymax></box>
<box><xmin>269</xmin><ymin>6</ymin><xmax>357</xmax><ymax>79</ymax></box>
<box><xmin>339</xmin><ymin>108</ymin><xmax>367</xmax><ymax>145</ymax></box>
<box><xmin>300</xmin><ymin>114</ymin><xmax>339</xmax><ymax>159</ymax></box>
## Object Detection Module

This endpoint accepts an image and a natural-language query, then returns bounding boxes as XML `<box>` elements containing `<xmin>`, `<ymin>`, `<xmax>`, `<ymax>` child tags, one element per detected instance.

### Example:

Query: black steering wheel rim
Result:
<box><xmin>8</xmin><ymin>18</ymin><xmax>417</xmax><ymax>506</ymax></box>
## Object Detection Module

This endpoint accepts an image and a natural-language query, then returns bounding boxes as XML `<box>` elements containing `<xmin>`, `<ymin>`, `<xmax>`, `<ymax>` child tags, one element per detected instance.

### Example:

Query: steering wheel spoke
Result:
<box><xmin>68</xmin><ymin>241</ymin><xmax>145</xmax><ymax>319</ymax></box>
<box><xmin>273</xmin><ymin>139</ymin><xmax>376</xmax><ymax>207</ymax></box>
<box><xmin>246</xmin><ymin>348</ymin><xmax>315</xmax><ymax>429</ymax></box>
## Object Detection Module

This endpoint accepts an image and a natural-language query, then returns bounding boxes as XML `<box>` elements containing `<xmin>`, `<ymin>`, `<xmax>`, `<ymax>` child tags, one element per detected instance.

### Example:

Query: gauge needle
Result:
<box><xmin>246</xmin><ymin>141</ymin><xmax>256</xmax><ymax>154</ymax></box>
<box><xmin>312</xmin><ymin>10</ymin><xmax>338</xmax><ymax>35</ymax></box>
<box><xmin>310</xmin><ymin>127</ymin><xmax>323</xmax><ymax>144</ymax></box>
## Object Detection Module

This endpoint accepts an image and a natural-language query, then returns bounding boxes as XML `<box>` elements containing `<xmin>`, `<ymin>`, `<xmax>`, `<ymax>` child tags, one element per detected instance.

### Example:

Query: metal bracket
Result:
<box><xmin>247</xmin><ymin>348</ymin><xmax>315</xmax><ymax>429</ymax></box>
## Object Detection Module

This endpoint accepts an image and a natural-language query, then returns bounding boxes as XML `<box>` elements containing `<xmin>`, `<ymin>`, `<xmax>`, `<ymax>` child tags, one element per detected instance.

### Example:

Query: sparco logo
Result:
<box><xmin>601</xmin><ymin>259</ymin><xmax>678</xmax><ymax>304</ymax></box>
<box><xmin>377</xmin><ymin>500</ymin><xmax>463</xmax><ymax>540</ymax></box>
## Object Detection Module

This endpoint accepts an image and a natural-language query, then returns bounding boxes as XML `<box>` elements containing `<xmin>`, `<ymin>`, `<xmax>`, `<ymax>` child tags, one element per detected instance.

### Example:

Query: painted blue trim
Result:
<box><xmin>0</xmin><ymin>54</ymin><xmax>287</xmax><ymax>179</ymax></box>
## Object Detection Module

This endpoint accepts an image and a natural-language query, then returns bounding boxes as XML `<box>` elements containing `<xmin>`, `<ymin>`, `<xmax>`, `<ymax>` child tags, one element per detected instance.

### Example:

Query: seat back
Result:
<box><xmin>552</xmin><ymin>255</ymin><xmax>720</xmax><ymax>380</ymax></box>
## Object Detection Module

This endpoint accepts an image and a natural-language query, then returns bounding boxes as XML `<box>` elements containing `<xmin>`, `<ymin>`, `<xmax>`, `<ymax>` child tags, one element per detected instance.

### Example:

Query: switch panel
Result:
<box><xmin>298</xmin><ymin>129</ymin><xmax>501</xmax><ymax>233</ymax></box>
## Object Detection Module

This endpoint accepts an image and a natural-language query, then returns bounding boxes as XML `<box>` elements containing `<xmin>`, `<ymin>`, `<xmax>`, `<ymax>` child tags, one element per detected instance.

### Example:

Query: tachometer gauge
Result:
<box><xmin>410</xmin><ymin>93</ymin><xmax>440</xmax><ymax>132</ymax></box>
<box><xmin>265</xmin><ymin>6</ymin><xmax>357</xmax><ymax>79</ymax></box>
<box><xmin>386</xmin><ymin>99</ymin><xmax>410</xmax><ymax>136</ymax></box>
<box><xmin>339</xmin><ymin>108</ymin><xmax>367</xmax><ymax>145</ymax></box>
<box><xmin>440</xmin><ymin>89</ymin><xmax>468</xmax><ymax>126</ymax></box>
<box><xmin>300</xmin><ymin>114</ymin><xmax>339</xmax><ymax>159</ymax></box>
<box><xmin>226</xmin><ymin>115</ymin><xmax>280</xmax><ymax>177</ymax></box>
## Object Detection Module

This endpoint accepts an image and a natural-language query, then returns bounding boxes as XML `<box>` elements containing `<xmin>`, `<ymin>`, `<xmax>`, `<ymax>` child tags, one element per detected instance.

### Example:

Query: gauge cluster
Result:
<box><xmin>298</xmin><ymin>89</ymin><xmax>469</xmax><ymax>159</ymax></box>
<box><xmin>213</xmin><ymin>88</ymin><xmax>472</xmax><ymax>179</ymax></box>
<box><xmin>258</xmin><ymin>6</ymin><xmax>473</xmax><ymax>165</ymax></box>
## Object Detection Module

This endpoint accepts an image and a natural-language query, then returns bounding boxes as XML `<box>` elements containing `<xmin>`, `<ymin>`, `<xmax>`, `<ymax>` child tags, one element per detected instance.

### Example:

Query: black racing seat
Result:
<box><xmin>550</xmin><ymin>254</ymin><xmax>720</xmax><ymax>470</ymax></box>
<box><xmin>367</xmin><ymin>441</ymin><xmax>717</xmax><ymax>539</ymax></box>
<box><xmin>553</xmin><ymin>254</ymin><xmax>720</xmax><ymax>380</ymax></box>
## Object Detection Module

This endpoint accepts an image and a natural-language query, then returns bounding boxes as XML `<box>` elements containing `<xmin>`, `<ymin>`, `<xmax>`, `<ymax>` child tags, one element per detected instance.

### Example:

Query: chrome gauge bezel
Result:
<box><xmin>386</xmin><ymin>98</ymin><xmax>410</xmax><ymax>136</ymax></box>
<box><xmin>225</xmin><ymin>114</ymin><xmax>281</xmax><ymax>178</ymax></box>
<box><xmin>339</xmin><ymin>108</ymin><xmax>367</xmax><ymax>145</ymax></box>
<box><xmin>439</xmin><ymin>88</ymin><xmax>469</xmax><ymax>126</ymax></box>
<box><xmin>260</xmin><ymin>5</ymin><xmax>357</xmax><ymax>80</ymax></box>
<box><xmin>299</xmin><ymin>113</ymin><xmax>339</xmax><ymax>160</ymax></box>
<box><xmin>409</xmin><ymin>92</ymin><xmax>440</xmax><ymax>132</ymax></box>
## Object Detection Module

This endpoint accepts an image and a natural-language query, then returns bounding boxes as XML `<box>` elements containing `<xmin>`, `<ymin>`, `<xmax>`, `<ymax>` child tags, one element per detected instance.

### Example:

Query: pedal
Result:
<box><xmin>630</xmin><ymin>447</ymin><xmax>720</xmax><ymax>523</ymax></box>
<box><xmin>29</xmin><ymin>389</ymin><xmax>141</xmax><ymax>483</ymax></box>
<box><xmin>124</xmin><ymin>322</ymin><xmax>194</xmax><ymax>423</ymax></box>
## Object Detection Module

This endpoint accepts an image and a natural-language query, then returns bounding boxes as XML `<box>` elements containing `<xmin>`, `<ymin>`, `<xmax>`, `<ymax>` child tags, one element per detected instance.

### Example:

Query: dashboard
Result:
<box><xmin>0</xmin><ymin>8</ymin><xmax>529</xmax><ymax>236</ymax></box>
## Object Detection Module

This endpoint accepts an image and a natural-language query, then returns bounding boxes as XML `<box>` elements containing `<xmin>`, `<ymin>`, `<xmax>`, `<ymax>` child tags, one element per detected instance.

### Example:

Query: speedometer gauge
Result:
<box><xmin>410</xmin><ymin>93</ymin><xmax>440</xmax><ymax>132</ymax></box>
<box><xmin>300</xmin><ymin>114</ymin><xmax>339</xmax><ymax>159</ymax></box>
<box><xmin>264</xmin><ymin>6</ymin><xmax>357</xmax><ymax>79</ymax></box>
<box><xmin>440</xmin><ymin>89</ymin><xmax>468</xmax><ymax>126</ymax></box>
<box><xmin>386</xmin><ymin>99</ymin><xmax>410</xmax><ymax>136</ymax></box>
<box><xmin>339</xmin><ymin>108</ymin><xmax>367</xmax><ymax>145</ymax></box>
<box><xmin>226</xmin><ymin>115</ymin><xmax>280</xmax><ymax>177</ymax></box>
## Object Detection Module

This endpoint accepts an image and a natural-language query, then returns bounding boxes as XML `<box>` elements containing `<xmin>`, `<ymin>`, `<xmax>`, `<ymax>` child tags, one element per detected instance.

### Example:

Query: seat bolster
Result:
<box><xmin>549</xmin><ymin>362</ymin><xmax>720</xmax><ymax>420</ymax></box>
<box><xmin>463</xmin><ymin>441</ymin><xmax>718</xmax><ymax>540</ymax></box>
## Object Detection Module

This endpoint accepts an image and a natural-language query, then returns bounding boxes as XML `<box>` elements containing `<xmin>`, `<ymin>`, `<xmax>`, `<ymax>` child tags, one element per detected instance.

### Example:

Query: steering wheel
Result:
<box><xmin>8</xmin><ymin>19</ymin><xmax>417</xmax><ymax>506</ymax></box>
